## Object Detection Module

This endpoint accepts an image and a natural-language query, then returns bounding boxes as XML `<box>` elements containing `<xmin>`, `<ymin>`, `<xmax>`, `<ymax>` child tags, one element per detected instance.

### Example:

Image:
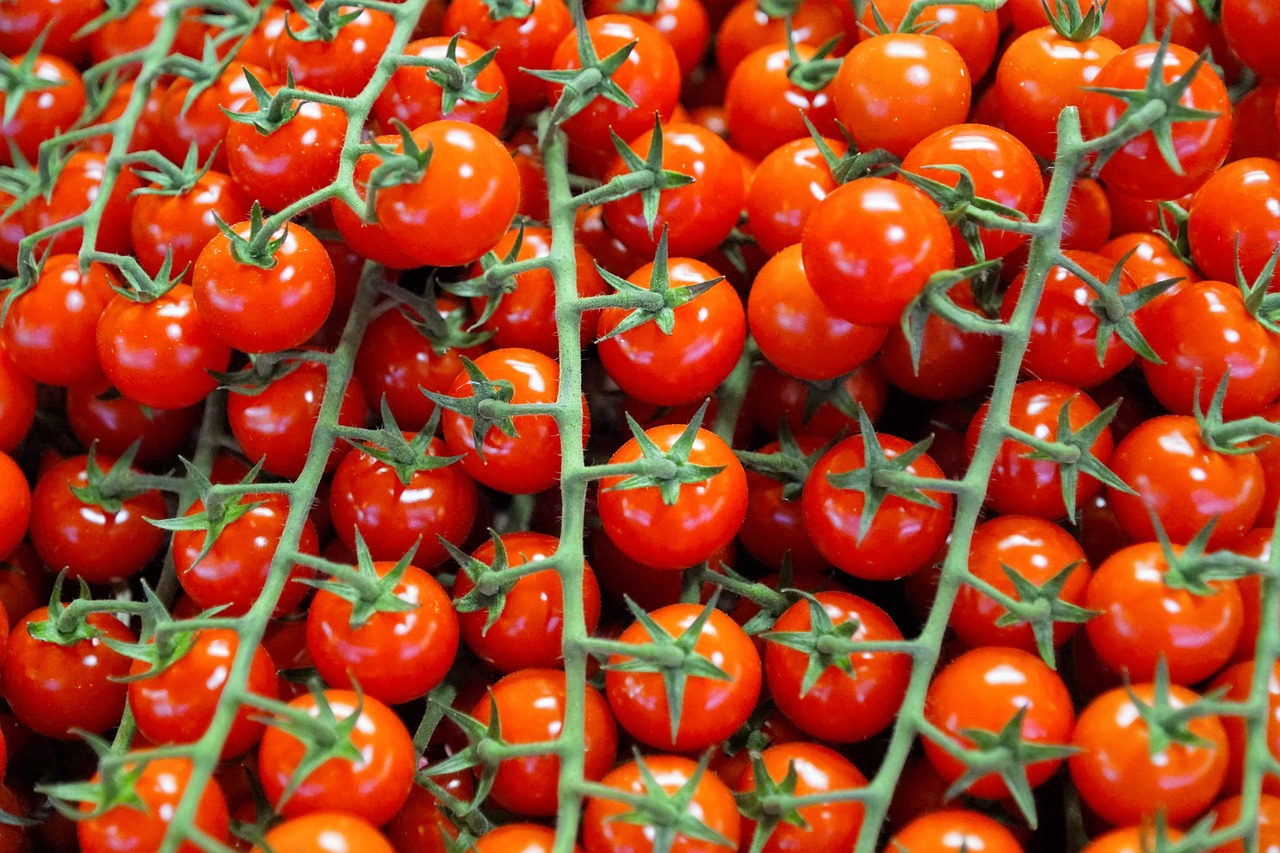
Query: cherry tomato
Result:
<box><xmin>268</xmin><ymin>3</ymin><xmax>395</xmax><ymax>96</ymax></box>
<box><xmin>715</xmin><ymin>0</ymin><xmax>844</xmax><ymax>76</ymax></box>
<box><xmin>252</xmin><ymin>812</ymin><xmax>394</xmax><ymax>853</ymax></box>
<box><xmin>384</xmin><ymin>775</ymin><xmax>472</xmax><ymax>853</ymax></box>
<box><xmin>158</xmin><ymin>61</ymin><xmax>268</xmax><ymax>170</ymax></box>
<box><xmin>1209</xmin><ymin>660</ymin><xmax>1280</xmax><ymax>797</ymax></box>
<box><xmin>744</xmin><ymin>136</ymin><xmax>844</xmax><ymax>257</ymax></box>
<box><xmin>131</xmin><ymin>170</ymin><xmax>253</xmax><ymax>279</ymax></box>
<box><xmin>22</xmin><ymin>151</ymin><xmax>141</xmax><ymax>257</ymax></box>
<box><xmin>443</xmin><ymin>0</ymin><xmax>572</xmax><ymax>112</ymax></box>
<box><xmin>0</xmin><ymin>0</ymin><xmax>101</xmax><ymax>63</ymax></box>
<box><xmin>734</xmin><ymin>743</ymin><xmax>866</xmax><ymax>853</ymax></box>
<box><xmin>0</xmin><ymin>53</ymin><xmax>85</xmax><ymax>167</ymax></box>
<box><xmin>476</xmin><ymin>824</ymin><xmax>582</xmax><ymax>853</ymax></box>
<box><xmin>374</xmin><ymin>36</ymin><xmax>509</xmax><ymax>134</ymax></box>
<box><xmin>1070</xmin><ymin>682</ymin><xmax>1229</xmax><ymax>825</ymax></box>
<box><xmin>885</xmin><ymin>809</ymin><xmax>1025</xmax><ymax>853</ymax></box>
<box><xmin>258</xmin><ymin>689</ymin><xmax>415</xmax><ymax>826</ymax></box>
<box><xmin>765</xmin><ymin>591</ymin><xmax>910</xmax><ymax>743</ymax></box>
<box><xmin>0</xmin><ymin>452</ymin><xmax>28</xmax><ymax>563</ymax></box>
<box><xmin>1005</xmin><ymin>0</ymin><xmax>1149</xmax><ymax>46</ymax></box>
<box><xmin>78</xmin><ymin>757</ymin><xmax>230</xmax><ymax>853</ymax></box>
<box><xmin>589</xmin><ymin>0</ymin><xmax>709</xmax><ymax>76</ymax></box>
<box><xmin>453</xmin><ymin>532</ymin><xmax>602</xmax><ymax>672</ymax></box>
<box><xmin>858</xmin><ymin>0</ymin><xmax>1000</xmax><ymax>79</ymax></box>
<box><xmin>878</xmin><ymin>281</ymin><xmax>1001</xmax><ymax>401</ymax></box>
<box><xmin>473</xmin><ymin>668</ymin><xmax>618</xmax><ymax>816</ymax></box>
<box><xmin>722</xmin><ymin>43</ymin><xmax>840</xmax><ymax>161</ymax></box>
<box><xmin>1188</xmin><ymin>158</ymin><xmax>1280</xmax><ymax>286</ymax></box>
<box><xmin>739</xmin><ymin>433</ymin><xmax>834</xmax><ymax>575</ymax></box>
<box><xmin>1221</xmin><ymin>0</ymin><xmax>1280</xmax><ymax>81</ymax></box>
<box><xmin>1208</xmin><ymin>793</ymin><xmax>1280</xmax><ymax>853</ymax></box>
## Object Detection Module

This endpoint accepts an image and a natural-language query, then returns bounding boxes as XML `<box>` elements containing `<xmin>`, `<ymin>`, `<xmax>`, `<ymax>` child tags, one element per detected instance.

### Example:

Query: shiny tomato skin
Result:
<box><xmin>748</xmin><ymin>244</ymin><xmax>887</xmax><ymax>382</ymax></box>
<box><xmin>453</xmin><ymin>532</ymin><xmax>602</xmax><ymax>672</ymax></box>
<box><xmin>1107</xmin><ymin>414</ymin><xmax>1264</xmax><ymax>548</ymax></box>
<box><xmin>597</xmin><ymin>258</ymin><xmax>746</xmax><ymax>407</ymax></box>
<box><xmin>1081</xmin><ymin>827</ymin><xmax>1186</xmax><ymax>853</ymax></box>
<box><xmin>1000</xmin><ymin>250</ymin><xmax>1139</xmax><ymax>388</ymax></box>
<box><xmin>1187</xmin><ymin>157</ymin><xmax>1280</xmax><ymax>286</ymax></box>
<box><xmin>965</xmin><ymin>381</ymin><xmax>1114</xmax><ymax>520</ymax></box>
<box><xmin>225</xmin><ymin>90</ymin><xmax>347</xmax><ymax>212</ymax></box>
<box><xmin>443</xmin><ymin>0</ymin><xmax>572</xmax><ymax>112</ymax></box>
<box><xmin>723</xmin><ymin>43</ymin><xmax>840</xmax><ymax>161</ymax></box>
<box><xmin>2</xmin><ymin>607</ymin><xmax>134</xmax><ymax>739</ymax></box>
<box><xmin>878</xmin><ymin>281</ymin><xmax>1001</xmax><ymax>401</ymax></box>
<box><xmin>306</xmin><ymin>561</ymin><xmax>459</xmax><ymax>705</ymax></box>
<box><xmin>832</xmin><ymin>33</ymin><xmax>971</xmax><ymax>159</ymax></box>
<box><xmin>0</xmin><ymin>453</ymin><xmax>28</xmax><ymax>562</ymax></box>
<box><xmin>128</xmin><ymin>630</ymin><xmax>279</xmax><ymax>759</ymax></box>
<box><xmin>899</xmin><ymin>123</ymin><xmax>1045</xmax><ymax>262</ymax></box>
<box><xmin>923</xmin><ymin>647</ymin><xmax>1075</xmax><ymax>799</ymax></box>
<box><xmin>1225</xmin><ymin>528</ymin><xmax>1276</xmax><ymax>664</ymax></box>
<box><xmin>476</xmin><ymin>824</ymin><xmax>582</xmax><ymax>853</ymax></box>
<box><xmin>22</xmin><ymin>151</ymin><xmax>140</xmax><ymax>257</ymax></box>
<box><xmin>383</xmin><ymin>776</ymin><xmax>472</xmax><ymax>853</ymax></box>
<box><xmin>268</xmin><ymin>3</ymin><xmax>395</xmax><ymax>96</ymax></box>
<box><xmin>995</xmin><ymin>27</ymin><xmax>1122</xmax><ymax>160</ymax></box>
<box><xmin>588</xmin><ymin>0</ymin><xmax>710</xmax><ymax>76</ymax></box>
<box><xmin>714</xmin><ymin>0</ymin><xmax>844</xmax><ymax>75</ymax></box>
<box><xmin>1070</xmin><ymin>682</ymin><xmax>1229</xmax><ymax>826</ymax></box>
<box><xmin>0</xmin><ymin>53</ymin><xmax>85</xmax><ymax>167</ymax></box>
<box><xmin>252</xmin><ymin>813</ymin><xmax>394</xmax><ymax>853</ymax></box>
<box><xmin>765</xmin><ymin>591</ymin><xmax>910</xmax><ymax>743</ymax></box>
<box><xmin>1142</xmin><ymin>280</ymin><xmax>1280</xmax><ymax>420</ymax></box>
<box><xmin>1222</xmin><ymin>0</ymin><xmax>1280</xmax><ymax>81</ymax></box>
<box><xmin>95</xmin><ymin>285</ymin><xmax>232</xmax><ymax>411</ymax></box>
<box><xmin>194</xmin><ymin>219</ymin><xmax>335</xmax><ymax>354</ymax></box>
<box><xmin>1208</xmin><ymin>793</ymin><xmax>1280</xmax><ymax>853</ymax></box>
<box><xmin>88</xmin><ymin>0</ymin><xmax>206</xmax><ymax>68</ymax></box>
<box><xmin>802</xmin><ymin>431</ymin><xmax>953</xmax><ymax>580</ymax></box>
<box><xmin>473</xmin><ymin>668</ymin><xmax>618</xmax><ymax>816</ymax></box>
<box><xmin>28</xmin><ymin>453</ymin><xmax>167</xmax><ymax>584</ymax></box>
<box><xmin>174</xmin><ymin>491</ymin><xmax>319</xmax><ymax>617</ymax></box>
<box><xmin>1209</xmin><ymin>660</ymin><xmax>1280</xmax><ymax>797</ymax></box>
<box><xmin>801</xmin><ymin>177</ymin><xmax>955</xmax><ymax>328</ymax></box>
<box><xmin>858</xmin><ymin>0</ymin><xmax>1000</xmax><ymax>79</ymax></box>
<box><xmin>439</xmin><ymin>348</ymin><xmax>581</xmax><ymax>495</ymax></box>
<box><xmin>78</xmin><ymin>757</ymin><xmax>230</xmax><ymax>853</ymax></box>
<box><xmin>950</xmin><ymin>515</ymin><xmax>1092</xmax><ymax>653</ymax></box>
<box><xmin>1</xmin><ymin>254</ymin><xmax>115</xmax><ymax>387</ymax></box>
<box><xmin>734</xmin><ymin>743</ymin><xmax>867</xmax><ymax>853</ymax></box>
<box><xmin>603</xmin><ymin>123</ymin><xmax>744</xmax><ymax>259</ymax></box>
<box><xmin>598</xmin><ymin>424</ymin><xmax>747</xmax><ymax>570</ymax></box>
<box><xmin>745</xmin><ymin>136</ymin><xmax>843</xmax><ymax>256</ymax></box>
<box><xmin>739</xmin><ymin>434</ymin><xmax>833</xmax><ymax>575</ymax></box>
<box><xmin>0</xmin><ymin>0</ymin><xmax>101</xmax><ymax>63</ymax></box>
<box><xmin>227</xmin><ymin>360</ymin><xmax>368</xmax><ymax>479</ymax></box>
<box><xmin>1098</xmin><ymin>231</ymin><xmax>1198</xmax><ymax>310</ymax></box>
<box><xmin>131</xmin><ymin>170</ymin><xmax>253</xmax><ymax>278</ymax></box>
<box><xmin>373</xmin><ymin>36</ymin><xmax>509</xmax><ymax>135</ymax></box>
<box><xmin>0</xmin><ymin>350</ymin><xmax>34</xmax><ymax>454</ymax></box>
<box><xmin>584</xmin><ymin>754</ymin><xmax>740</xmax><ymax>853</ymax></box>
<box><xmin>1005</xmin><ymin>0</ymin><xmax>1149</xmax><ymax>46</ymax></box>
<box><xmin>329</xmin><ymin>434</ymin><xmax>477</xmax><ymax>568</ymax></box>
<box><xmin>158</xmin><ymin>61</ymin><xmax>266</xmax><ymax>171</ymax></box>
<box><xmin>258</xmin><ymin>689</ymin><xmax>415</xmax><ymax>825</ymax></box>
<box><xmin>372</xmin><ymin>120</ymin><xmax>519</xmax><ymax>269</ymax></box>
<box><xmin>884</xmin><ymin>809</ymin><xmax>1025</xmax><ymax>853</ymax></box>
<box><xmin>606</xmin><ymin>603</ymin><xmax>760</xmax><ymax>751</ymax></box>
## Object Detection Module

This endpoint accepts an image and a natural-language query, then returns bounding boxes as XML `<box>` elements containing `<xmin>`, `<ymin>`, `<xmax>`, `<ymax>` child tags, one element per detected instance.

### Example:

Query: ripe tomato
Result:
<box><xmin>131</xmin><ymin>170</ymin><xmax>253</xmax><ymax>278</ymax></box>
<box><xmin>1221</xmin><ymin>0</ymin><xmax>1280</xmax><ymax>81</ymax></box>
<box><xmin>744</xmin><ymin>136</ymin><xmax>843</xmax><ymax>256</ymax></box>
<box><xmin>1070</xmin><ymin>682</ymin><xmax>1229</xmax><ymax>825</ymax></box>
<box><xmin>923</xmin><ymin>647</ymin><xmax>1075</xmax><ymax>799</ymax></box>
<box><xmin>966</xmin><ymin>381</ymin><xmax>1114</xmax><ymax>521</ymax></box>
<box><xmin>443</xmin><ymin>0</ymin><xmax>572</xmax><ymax>112</ymax></box>
<box><xmin>583</xmin><ymin>754</ymin><xmax>740</xmax><ymax>853</ymax></box>
<box><xmin>603</xmin><ymin>123</ymin><xmax>744</xmax><ymax>259</ymax></box>
<box><xmin>473</xmin><ymin>668</ymin><xmax>618</xmax><ymax>815</ymax></box>
<box><xmin>900</xmin><ymin>123</ymin><xmax>1045</xmax><ymax>261</ymax></box>
<box><xmin>467</xmin><ymin>227</ymin><xmax>607</xmax><ymax>356</ymax></box>
<box><xmin>1005</xmin><ymin>0</ymin><xmax>1149</xmax><ymax>46</ymax></box>
<box><xmin>832</xmin><ymin>33</ymin><xmax>970</xmax><ymax>159</ymax></box>
<box><xmin>329</xmin><ymin>433</ymin><xmax>477</xmax><ymax>567</ymax></box>
<box><xmin>1225</xmin><ymin>528</ymin><xmax>1276</xmax><ymax>664</ymax></box>
<box><xmin>734</xmin><ymin>743</ymin><xmax>866</xmax><ymax>853</ymax></box>
<box><xmin>0</xmin><ymin>348</ymin><xmax>34</xmax><ymax>454</ymax></box>
<box><xmin>597</xmin><ymin>423</ymin><xmax>747</xmax><ymax>570</ymax></box>
<box><xmin>1229</xmin><ymin>82</ymin><xmax>1280</xmax><ymax>161</ymax></box>
<box><xmin>306</xmin><ymin>560</ymin><xmax>458</xmax><ymax>705</ymax></box>
<box><xmin>367</xmin><ymin>120</ymin><xmax>518</xmax><ymax>269</ymax></box>
<box><xmin>1</xmin><ymin>254</ymin><xmax>116</xmax><ymax>387</ymax></box>
<box><xmin>128</xmin><ymin>630</ymin><xmax>279</xmax><ymax>759</ymax></box>
<box><xmin>268</xmin><ymin>3</ymin><xmax>395</xmax><ymax>96</ymax></box>
<box><xmin>547</xmin><ymin>15</ymin><xmax>681</xmax><ymax>167</ymax></box>
<box><xmin>1142</xmin><ymin>279</ymin><xmax>1280</xmax><ymax>420</ymax></box>
<box><xmin>878</xmin><ymin>281</ymin><xmax>1001</xmax><ymax>401</ymax></box>
<box><xmin>22</xmin><ymin>151</ymin><xmax>141</xmax><ymax>257</ymax></box>
<box><xmin>739</xmin><ymin>433</ymin><xmax>834</xmax><ymax>575</ymax></box>
<box><xmin>802</xmin><ymin>430</ymin><xmax>953</xmax><ymax>580</ymax></box>
<box><xmin>194</xmin><ymin>219</ymin><xmax>335</xmax><ymax>353</ymax></box>
<box><xmin>0</xmin><ymin>0</ymin><xmax>100</xmax><ymax>63</ymax></box>
<box><xmin>1187</xmin><ymin>158</ymin><xmax>1280</xmax><ymax>286</ymax></box>
<box><xmin>858</xmin><ymin>0</ymin><xmax>999</xmax><ymax>79</ymax></box>
<box><xmin>765</xmin><ymin>591</ymin><xmax>909</xmax><ymax>743</ymax></box>
<box><xmin>475</xmin><ymin>824</ymin><xmax>581</xmax><ymax>853</ymax></box>
<box><xmin>384</xmin><ymin>776</ymin><xmax>472</xmax><ymax>853</ymax></box>
<box><xmin>88</xmin><ymin>0</ymin><xmax>205</xmax><ymax>68</ymax></box>
<box><xmin>227</xmin><ymin>359</ymin><xmax>368</xmax><ymax>479</ymax></box>
<box><xmin>225</xmin><ymin>87</ymin><xmax>347</xmax><ymax>212</ymax></box>
<box><xmin>801</xmin><ymin>177</ymin><xmax>955</xmax><ymax>327</ymax></box>
<box><xmin>78</xmin><ymin>757</ymin><xmax>229</xmax><ymax>853</ymax></box>
<box><xmin>995</xmin><ymin>26</ymin><xmax>1122</xmax><ymax>159</ymax></box>
<box><xmin>1210</xmin><ymin>660</ymin><xmax>1280</xmax><ymax>797</ymax></box>
<box><xmin>1098</xmin><ymin>231</ymin><xmax>1198</xmax><ymax>306</ymax></box>
<box><xmin>1107</xmin><ymin>414</ymin><xmax>1264</xmax><ymax>548</ymax></box>
<box><xmin>884</xmin><ymin>809</ymin><xmax>1025</xmax><ymax>853</ymax></box>
<box><xmin>252</xmin><ymin>812</ymin><xmax>394</xmax><ymax>853</ymax></box>
<box><xmin>605</xmin><ymin>602</ymin><xmax>760</xmax><ymax>751</ymax></box>
<box><xmin>0</xmin><ymin>53</ymin><xmax>85</xmax><ymax>167</ymax></box>
<box><xmin>0</xmin><ymin>452</ymin><xmax>28</xmax><ymax>562</ymax></box>
<box><xmin>1209</xmin><ymin>793</ymin><xmax>1280</xmax><ymax>853</ymax></box>
<box><xmin>28</xmin><ymin>453</ymin><xmax>167</xmax><ymax>584</ymax></box>
<box><xmin>723</xmin><ymin>43</ymin><xmax>840</xmax><ymax>161</ymax></box>
<box><xmin>158</xmin><ymin>61</ymin><xmax>267</xmax><ymax>170</ymax></box>
<box><xmin>1082</xmin><ymin>42</ymin><xmax>1231</xmax><ymax>200</ymax></box>
<box><xmin>329</xmin><ymin>153</ymin><xmax>423</xmax><ymax>270</ymax></box>
<box><xmin>588</xmin><ymin>0</ymin><xmax>709</xmax><ymax>76</ymax></box>
<box><xmin>439</xmin><ymin>347</ymin><xmax>582</xmax><ymax>495</ymax></box>
<box><xmin>596</xmin><ymin>257</ymin><xmax>745</xmax><ymax>406</ymax></box>
<box><xmin>715</xmin><ymin>0</ymin><xmax>843</xmax><ymax>74</ymax></box>
<box><xmin>374</xmin><ymin>36</ymin><xmax>509</xmax><ymax>134</ymax></box>
<box><xmin>258</xmin><ymin>689</ymin><xmax>415</xmax><ymax>825</ymax></box>
<box><xmin>96</xmin><ymin>285</ymin><xmax>232</xmax><ymax>411</ymax></box>
<box><xmin>2</xmin><ymin>607</ymin><xmax>135</xmax><ymax>739</ymax></box>
<box><xmin>1081</xmin><ymin>827</ymin><xmax>1187</xmax><ymax>853</ymax></box>
<box><xmin>453</xmin><ymin>532</ymin><xmax>602</xmax><ymax>672</ymax></box>
<box><xmin>950</xmin><ymin>515</ymin><xmax>1092</xmax><ymax>654</ymax></box>
<box><xmin>1060</xmin><ymin>176</ymin><xmax>1113</xmax><ymax>252</ymax></box>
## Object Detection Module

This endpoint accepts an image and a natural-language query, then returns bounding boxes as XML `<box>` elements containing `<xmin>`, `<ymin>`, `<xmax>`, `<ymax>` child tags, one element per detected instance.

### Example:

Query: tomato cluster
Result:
<box><xmin>1</xmin><ymin>0</ymin><xmax>1280</xmax><ymax>851</ymax></box>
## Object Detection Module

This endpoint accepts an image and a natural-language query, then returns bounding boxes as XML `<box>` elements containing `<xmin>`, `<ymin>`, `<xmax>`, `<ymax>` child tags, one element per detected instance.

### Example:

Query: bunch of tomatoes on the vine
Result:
<box><xmin>1</xmin><ymin>0</ymin><xmax>1280</xmax><ymax>849</ymax></box>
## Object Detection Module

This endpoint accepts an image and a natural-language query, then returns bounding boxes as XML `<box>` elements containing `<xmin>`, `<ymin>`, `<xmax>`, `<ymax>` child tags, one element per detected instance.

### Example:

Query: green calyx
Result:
<box><xmin>595</xmin><ymin>229</ymin><xmax>722</xmax><ymax>342</ymax></box>
<box><xmin>26</xmin><ymin>573</ymin><xmax>105</xmax><ymax>647</ymax></box>
<box><xmin>0</xmin><ymin>32</ymin><xmax>68</xmax><ymax>126</ymax></box>
<box><xmin>760</xmin><ymin>592</ymin><xmax>864</xmax><ymax>697</ymax></box>
<box><xmin>597</xmin><ymin>119</ymin><xmax>695</xmax><ymax>237</ymax></box>
<box><xmin>605</xmin><ymin>751</ymin><xmax>734</xmax><ymax>853</ymax></box>
<box><xmin>446</xmin><ymin>530</ymin><xmax>522</xmax><ymax>635</ymax></box>
<box><xmin>481</xmin><ymin>0</ymin><xmax>536</xmax><ymax>20</ymax></box>
<box><xmin>736</xmin><ymin>421</ymin><xmax>838</xmax><ymax>503</ymax></box>
<box><xmin>802</xmin><ymin>116</ymin><xmax>898</xmax><ymax>183</ymax></box>
<box><xmin>898</xmin><ymin>164</ymin><xmax>1029</xmax><ymax>263</ymax></box>
<box><xmin>215</xmin><ymin>351</ymin><xmax>310</xmax><ymax>395</ymax></box>
<box><xmin>283</xmin><ymin>0</ymin><xmax>364</xmax><ymax>43</ymax></box>
<box><xmin>1042</xmin><ymin>0</ymin><xmax>1106</xmax><ymax>41</ymax></box>
<box><xmin>363</xmin><ymin>121</ymin><xmax>434</xmax><ymax>223</ymax></box>
<box><xmin>420</xmin><ymin>695</ymin><xmax>508</xmax><ymax>813</ymax></box>
<box><xmin>823</xmin><ymin>407</ymin><xmax>942</xmax><ymax>544</ymax></box>
<box><xmin>735</xmin><ymin>755</ymin><xmax>810</xmax><ymax>853</ymax></box>
<box><xmin>756</xmin><ymin>0</ymin><xmax>801</xmax><ymax>20</ymax></box>
<box><xmin>355</xmin><ymin>399</ymin><xmax>462</xmax><ymax>485</ymax></box>
<box><xmin>40</xmin><ymin>733</ymin><xmax>148</xmax><ymax>820</ymax></box>
<box><xmin>604</xmin><ymin>401</ymin><xmax>725</xmax><ymax>506</ymax></box>
<box><xmin>146</xmin><ymin>457</ymin><xmax>268</xmax><ymax>567</ymax></box>
<box><xmin>223</xmin><ymin>68</ymin><xmax>303</xmax><ymax>136</ymax></box>
<box><xmin>1129</xmin><ymin>659</ymin><xmax>1229</xmax><ymax>756</ymax></box>
<box><xmin>298</xmin><ymin>531</ymin><xmax>420</xmax><ymax>630</ymax></box>
<box><xmin>443</xmin><ymin>227</ymin><xmax>529</xmax><ymax>330</ymax></box>
<box><xmin>528</xmin><ymin>29</ymin><xmax>639</xmax><ymax>130</ymax></box>
<box><xmin>421</xmin><ymin>356</ymin><xmax>519</xmax><ymax>460</ymax></box>
<box><xmin>604</xmin><ymin>596</ymin><xmax>731</xmax><ymax>744</ymax></box>
<box><xmin>70</xmin><ymin>442</ymin><xmax>153</xmax><ymax>514</ymax></box>
<box><xmin>216</xmin><ymin>201</ymin><xmax>287</xmax><ymax>270</ymax></box>
<box><xmin>397</xmin><ymin>34</ymin><xmax>502</xmax><ymax>118</ymax></box>
<box><xmin>897</xmin><ymin>261</ymin><xmax>1005</xmax><ymax>374</ymax></box>
<box><xmin>392</xmin><ymin>285</ymin><xmax>494</xmax><ymax>355</ymax></box>
<box><xmin>985</xmin><ymin>562</ymin><xmax>1098</xmax><ymax>670</ymax></box>
<box><xmin>1068</xmin><ymin>247</ymin><xmax>1177</xmax><ymax>366</ymax></box>
<box><xmin>131</xmin><ymin>142</ymin><xmax>217</xmax><ymax>197</ymax></box>
<box><xmin>1014</xmin><ymin>396</ymin><xmax>1131</xmax><ymax>523</ymax></box>
<box><xmin>259</xmin><ymin>684</ymin><xmax>368</xmax><ymax>810</ymax></box>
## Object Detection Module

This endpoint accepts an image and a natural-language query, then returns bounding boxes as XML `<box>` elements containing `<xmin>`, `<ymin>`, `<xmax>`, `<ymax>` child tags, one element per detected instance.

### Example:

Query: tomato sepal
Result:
<box><xmin>1014</xmin><ymin>396</ymin><xmax>1132</xmax><ymax>522</ymax></box>
<box><xmin>593</xmin><ymin>230</ymin><xmax>723</xmax><ymax>342</ymax></box>
<box><xmin>587</xmin><ymin>750</ymin><xmax>733</xmax><ymax>850</ymax></box>
<box><xmin>296</xmin><ymin>530</ymin><xmax>420</xmax><ymax>629</ymax></box>
<box><xmin>734</xmin><ymin>752</ymin><xmax>810</xmax><ymax>853</ymax></box>
<box><xmin>603</xmin><ymin>402</ymin><xmax>726</xmax><ymax>505</ymax></box>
